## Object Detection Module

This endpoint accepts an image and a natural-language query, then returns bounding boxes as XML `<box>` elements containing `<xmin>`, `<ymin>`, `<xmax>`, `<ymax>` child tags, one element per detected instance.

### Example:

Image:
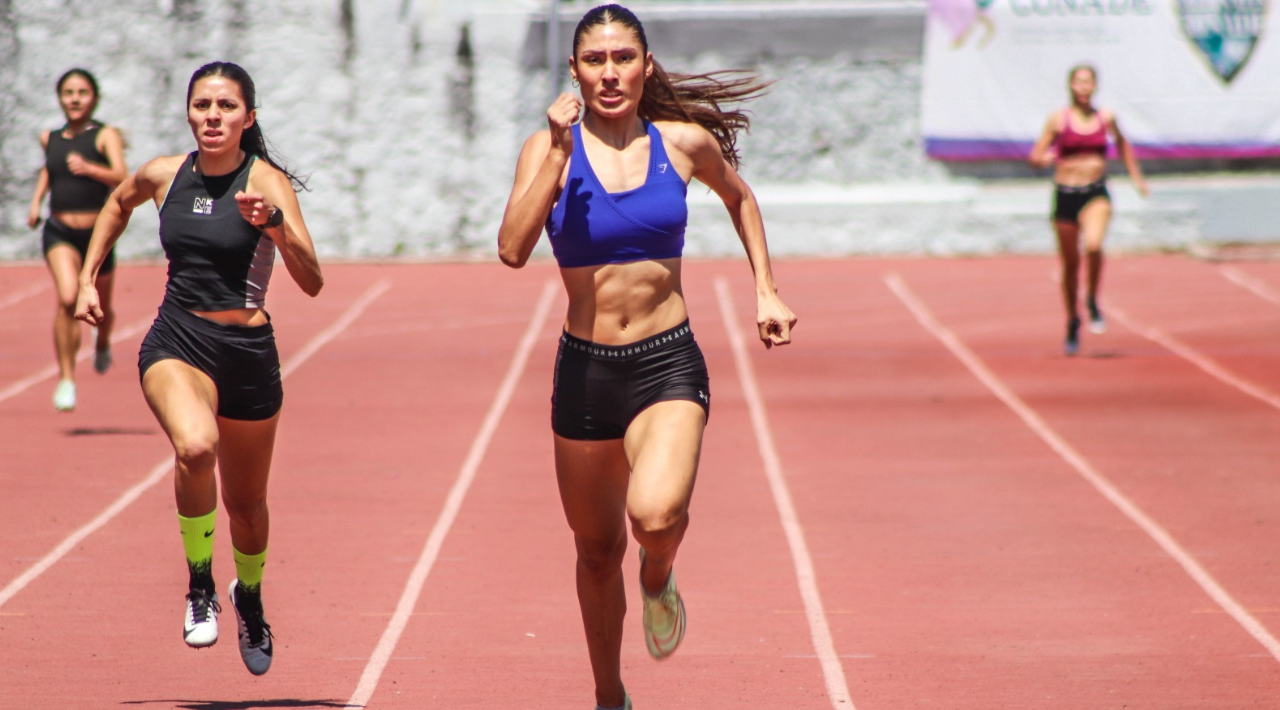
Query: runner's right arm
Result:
<box><xmin>27</xmin><ymin>131</ymin><xmax>51</xmax><ymax>229</ymax></box>
<box><xmin>77</xmin><ymin>156</ymin><xmax>182</xmax><ymax>324</ymax></box>
<box><xmin>498</xmin><ymin>93</ymin><xmax>580</xmax><ymax>268</ymax></box>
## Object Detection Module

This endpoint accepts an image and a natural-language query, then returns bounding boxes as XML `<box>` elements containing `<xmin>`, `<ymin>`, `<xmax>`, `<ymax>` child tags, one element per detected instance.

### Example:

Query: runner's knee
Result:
<box><xmin>628</xmin><ymin>503</ymin><xmax>687</xmax><ymax>540</ymax></box>
<box><xmin>574</xmin><ymin>533</ymin><xmax>627</xmax><ymax>577</ymax></box>
<box><xmin>171</xmin><ymin>429</ymin><xmax>217</xmax><ymax>474</ymax></box>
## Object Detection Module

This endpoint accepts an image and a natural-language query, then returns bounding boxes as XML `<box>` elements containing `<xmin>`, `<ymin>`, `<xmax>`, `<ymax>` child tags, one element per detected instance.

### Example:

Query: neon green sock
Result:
<box><xmin>178</xmin><ymin>510</ymin><xmax>216</xmax><ymax>591</ymax></box>
<box><xmin>233</xmin><ymin>547</ymin><xmax>267</xmax><ymax>593</ymax></box>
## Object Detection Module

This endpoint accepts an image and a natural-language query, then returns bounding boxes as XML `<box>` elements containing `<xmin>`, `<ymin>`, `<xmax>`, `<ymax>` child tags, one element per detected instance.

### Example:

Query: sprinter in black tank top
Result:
<box><xmin>75</xmin><ymin>62</ymin><xmax>323</xmax><ymax>676</ymax></box>
<box><xmin>26</xmin><ymin>68</ymin><xmax>127</xmax><ymax>411</ymax></box>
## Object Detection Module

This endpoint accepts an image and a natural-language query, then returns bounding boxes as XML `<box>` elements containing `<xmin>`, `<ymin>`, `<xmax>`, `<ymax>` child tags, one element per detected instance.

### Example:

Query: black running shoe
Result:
<box><xmin>1065</xmin><ymin>317</ymin><xmax>1081</xmax><ymax>357</ymax></box>
<box><xmin>229</xmin><ymin>580</ymin><xmax>273</xmax><ymax>675</ymax></box>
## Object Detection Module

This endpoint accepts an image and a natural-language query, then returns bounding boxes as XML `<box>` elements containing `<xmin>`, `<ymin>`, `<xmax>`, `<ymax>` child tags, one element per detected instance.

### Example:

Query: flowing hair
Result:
<box><xmin>572</xmin><ymin>4</ymin><xmax>770</xmax><ymax>169</ymax></box>
<box><xmin>186</xmin><ymin>61</ymin><xmax>308</xmax><ymax>190</ymax></box>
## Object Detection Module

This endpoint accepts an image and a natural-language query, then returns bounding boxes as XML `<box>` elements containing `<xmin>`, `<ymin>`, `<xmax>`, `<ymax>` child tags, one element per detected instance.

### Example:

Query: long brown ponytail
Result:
<box><xmin>572</xmin><ymin>4</ymin><xmax>770</xmax><ymax>169</ymax></box>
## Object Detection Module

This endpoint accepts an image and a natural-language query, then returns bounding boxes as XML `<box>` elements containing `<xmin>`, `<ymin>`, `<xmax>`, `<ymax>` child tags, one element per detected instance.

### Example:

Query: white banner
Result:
<box><xmin>922</xmin><ymin>0</ymin><xmax>1280</xmax><ymax>160</ymax></box>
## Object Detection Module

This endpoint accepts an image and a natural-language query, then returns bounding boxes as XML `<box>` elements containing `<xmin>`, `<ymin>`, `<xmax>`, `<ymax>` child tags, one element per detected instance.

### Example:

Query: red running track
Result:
<box><xmin>0</xmin><ymin>255</ymin><xmax>1278</xmax><ymax>709</ymax></box>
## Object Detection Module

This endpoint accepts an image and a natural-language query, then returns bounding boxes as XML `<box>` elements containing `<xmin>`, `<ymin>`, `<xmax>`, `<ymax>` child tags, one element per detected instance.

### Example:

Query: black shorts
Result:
<box><xmin>138</xmin><ymin>300</ymin><xmax>283</xmax><ymax>421</ymax></box>
<box><xmin>42</xmin><ymin>217</ymin><xmax>115</xmax><ymax>274</ymax></box>
<box><xmin>552</xmin><ymin>320</ymin><xmax>710</xmax><ymax>441</ymax></box>
<box><xmin>1053</xmin><ymin>180</ymin><xmax>1110</xmax><ymax>224</ymax></box>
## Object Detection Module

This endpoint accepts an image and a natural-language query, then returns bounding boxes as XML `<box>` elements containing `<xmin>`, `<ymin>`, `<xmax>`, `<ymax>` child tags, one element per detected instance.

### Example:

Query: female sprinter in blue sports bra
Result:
<box><xmin>27</xmin><ymin>68</ymin><xmax>128</xmax><ymax>411</ymax></box>
<box><xmin>75</xmin><ymin>62</ymin><xmax>323</xmax><ymax>676</ymax></box>
<box><xmin>1028</xmin><ymin>64</ymin><xmax>1147</xmax><ymax>356</ymax></box>
<box><xmin>498</xmin><ymin>5</ymin><xmax>796</xmax><ymax>709</ymax></box>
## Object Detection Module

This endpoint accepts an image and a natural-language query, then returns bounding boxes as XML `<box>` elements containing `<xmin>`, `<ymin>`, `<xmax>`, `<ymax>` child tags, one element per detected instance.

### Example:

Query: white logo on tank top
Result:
<box><xmin>193</xmin><ymin>197</ymin><xmax>214</xmax><ymax>215</ymax></box>
<box><xmin>658</xmin><ymin>163</ymin><xmax>668</xmax><ymax>173</ymax></box>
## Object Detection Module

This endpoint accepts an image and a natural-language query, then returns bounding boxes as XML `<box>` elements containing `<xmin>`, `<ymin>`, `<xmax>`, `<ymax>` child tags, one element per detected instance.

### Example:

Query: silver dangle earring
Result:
<box><xmin>571</xmin><ymin>77</ymin><xmax>580</xmax><ymax>88</ymax></box>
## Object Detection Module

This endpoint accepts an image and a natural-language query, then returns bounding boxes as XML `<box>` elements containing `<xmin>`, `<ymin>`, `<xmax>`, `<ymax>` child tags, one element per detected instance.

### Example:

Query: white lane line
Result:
<box><xmin>714</xmin><ymin>278</ymin><xmax>855</xmax><ymax>710</ymax></box>
<box><xmin>0</xmin><ymin>280</ymin><xmax>50</xmax><ymax>311</ymax></box>
<box><xmin>1219</xmin><ymin>266</ymin><xmax>1280</xmax><ymax>308</ymax></box>
<box><xmin>0</xmin><ymin>280</ymin><xmax>393</xmax><ymax>611</ymax></box>
<box><xmin>346</xmin><ymin>278</ymin><xmax>558</xmax><ymax>709</ymax></box>
<box><xmin>0</xmin><ymin>316</ymin><xmax>152</xmax><ymax>406</ymax></box>
<box><xmin>1105</xmin><ymin>304</ymin><xmax>1280</xmax><ymax>414</ymax></box>
<box><xmin>281</xmin><ymin>280</ymin><xmax>393</xmax><ymax>378</ymax></box>
<box><xmin>885</xmin><ymin>272</ymin><xmax>1280</xmax><ymax>665</ymax></box>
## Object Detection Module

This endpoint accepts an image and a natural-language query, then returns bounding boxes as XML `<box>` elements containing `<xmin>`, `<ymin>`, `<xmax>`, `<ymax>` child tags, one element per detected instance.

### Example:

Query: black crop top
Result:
<box><xmin>158</xmin><ymin>152</ymin><xmax>275</xmax><ymax>311</ymax></box>
<box><xmin>45</xmin><ymin>122</ymin><xmax>112</xmax><ymax>212</ymax></box>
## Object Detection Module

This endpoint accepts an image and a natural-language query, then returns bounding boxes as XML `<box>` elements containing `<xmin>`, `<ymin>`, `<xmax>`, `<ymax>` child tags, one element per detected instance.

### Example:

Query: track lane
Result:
<box><xmin>4</xmin><ymin>258</ymin><xmax>1280</xmax><ymax>708</ymax></box>
<box><xmin>366</xmin><ymin>262</ymin><xmax>835</xmax><ymax>709</ymax></box>
<box><xmin>861</xmin><ymin>257</ymin><xmax>1280</xmax><ymax>706</ymax></box>
<box><xmin>0</xmin><ymin>265</ymin><xmax>422</xmax><ymax>705</ymax></box>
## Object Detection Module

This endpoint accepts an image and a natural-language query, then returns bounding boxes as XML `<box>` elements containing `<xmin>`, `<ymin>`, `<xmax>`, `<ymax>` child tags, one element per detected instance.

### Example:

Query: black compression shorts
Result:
<box><xmin>138</xmin><ymin>299</ymin><xmax>283</xmax><ymax>421</ymax></box>
<box><xmin>552</xmin><ymin>320</ymin><xmax>710</xmax><ymax>441</ymax></box>
<box><xmin>42</xmin><ymin>217</ymin><xmax>115</xmax><ymax>275</ymax></box>
<box><xmin>1053</xmin><ymin>179</ymin><xmax>1110</xmax><ymax>224</ymax></box>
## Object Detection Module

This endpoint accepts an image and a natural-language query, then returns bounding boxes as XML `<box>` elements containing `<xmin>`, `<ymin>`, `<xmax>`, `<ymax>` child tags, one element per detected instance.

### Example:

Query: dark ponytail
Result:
<box><xmin>572</xmin><ymin>4</ymin><xmax>770</xmax><ymax>169</ymax></box>
<box><xmin>186</xmin><ymin>61</ymin><xmax>308</xmax><ymax>190</ymax></box>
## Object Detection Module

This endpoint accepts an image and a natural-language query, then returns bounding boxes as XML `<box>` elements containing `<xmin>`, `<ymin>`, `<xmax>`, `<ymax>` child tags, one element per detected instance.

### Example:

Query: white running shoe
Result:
<box><xmin>183</xmin><ymin>587</ymin><xmax>220</xmax><ymax>648</ymax></box>
<box><xmin>595</xmin><ymin>694</ymin><xmax>632</xmax><ymax>710</ymax></box>
<box><xmin>53</xmin><ymin>379</ymin><xmax>76</xmax><ymax>412</ymax></box>
<box><xmin>93</xmin><ymin>348</ymin><xmax>112</xmax><ymax>374</ymax></box>
<box><xmin>639</xmin><ymin>548</ymin><xmax>686</xmax><ymax>660</ymax></box>
<box><xmin>1087</xmin><ymin>299</ymin><xmax>1106</xmax><ymax>335</ymax></box>
<box><xmin>229</xmin><ymin>580</ymin><xmax>274</xmax><ymax>675</ymax></box>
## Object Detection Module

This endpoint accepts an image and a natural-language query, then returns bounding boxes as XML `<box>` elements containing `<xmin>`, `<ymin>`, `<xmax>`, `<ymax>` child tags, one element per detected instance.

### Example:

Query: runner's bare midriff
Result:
<box><xmin>190</xmin><ymin>307</ymin><xmax>269</xmax><ymax>327</ymax></box>
<box><xmin>560</xmin><ymin>257</ymin><xmax>687</xmax><ymax>345</ymax></box>
<box><xmin>1055</xmin><ymin>152</ymin><xmax>1107</xmax><ymax>188</ymax></box>
<box><xmin>51</xmin><ymin>210</ymin><xmax>100</xmax><ymax>230</ymax></box>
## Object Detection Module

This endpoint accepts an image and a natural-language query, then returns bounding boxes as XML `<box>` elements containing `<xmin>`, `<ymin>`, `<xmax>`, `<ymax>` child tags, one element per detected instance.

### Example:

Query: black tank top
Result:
<box><xmin>45</xmin><ymin>122</ymin><xmax>112</xmax><ymax>212</ymax></box>
<box><xmin>158</xmin><ymin>152</ymin><xmax>275</xmax><ymax>311</ymax></box>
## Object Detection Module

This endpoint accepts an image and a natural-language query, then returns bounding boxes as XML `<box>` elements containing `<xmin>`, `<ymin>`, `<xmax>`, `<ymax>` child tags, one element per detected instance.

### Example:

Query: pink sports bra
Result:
<box><xmin>1057</xmin><ymin>109</ymin><xmax>1108</xmax><ymax>159</ymax></box>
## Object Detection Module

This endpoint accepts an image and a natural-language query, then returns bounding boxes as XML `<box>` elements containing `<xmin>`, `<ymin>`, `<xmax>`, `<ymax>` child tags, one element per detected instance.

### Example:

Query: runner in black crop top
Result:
<box><xmin>74</xmin><ymin>61</ymin><xmax>323</xmax><ymax>676</ymax></box>
<box><xmin>45</xmin><ymin>121</ymin><xmax>113</xmax><ymax>212</ymax></box>
<box><xmin>26</xmin><ymin>68</ymin><xmax>128</xmax><ymax>412</ymax></box>
<box><xmin>159</xmin><ymin>152</ymin><xmax>276</xmax><ymax>311</ymax></box>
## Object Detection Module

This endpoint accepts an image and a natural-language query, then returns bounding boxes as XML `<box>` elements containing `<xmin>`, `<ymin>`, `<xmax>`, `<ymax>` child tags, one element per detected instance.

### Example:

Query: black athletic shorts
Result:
<box><xmin>138</xmin><ymin>299</ymin><xmax>283</xmax><ymax>421</ymax></box>
<box><xmin>552</xmin><ymin>319</ymin><xmax>710</xmax><ymax>441</ymax></box>
<box><xmin>1053</xmin><ymin>179</ymin><xmax>1110</xmax><ymax>224</ymax></box>
<box><xmin>42</xmin><ymin>216</ymin><xmax>115</xmax><ymax>274</ymax></box>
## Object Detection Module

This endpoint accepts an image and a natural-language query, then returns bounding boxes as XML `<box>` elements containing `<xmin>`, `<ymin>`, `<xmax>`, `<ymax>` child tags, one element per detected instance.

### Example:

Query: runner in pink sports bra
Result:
<box><xmin>1028</xmin><ymin>64</ymin><xmax>1148</xmax><ymax>356</ymax></box>
<box><xmin>1056</xmin><ymin>108</ymin><xmax>1108</xmax><ymax>160</ymax></box>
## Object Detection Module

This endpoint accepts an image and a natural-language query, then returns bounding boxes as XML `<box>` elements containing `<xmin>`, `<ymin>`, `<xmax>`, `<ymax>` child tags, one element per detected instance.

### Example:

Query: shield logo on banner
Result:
<box><xmin>1178</xmin><ymin>0</ymin><xmax>1268</xmax><ymax>84</ymax></box>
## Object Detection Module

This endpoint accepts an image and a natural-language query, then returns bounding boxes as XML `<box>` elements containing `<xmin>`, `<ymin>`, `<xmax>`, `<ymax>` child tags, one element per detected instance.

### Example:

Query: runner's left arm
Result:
<box><xmin>238</xmin><ymin>165</ymin><xmax>324</xmax><ymax>297</ymax></box>
<box><xmin>1107</xmin><ymin>111</ymin><xmax>1148</xmax><ymax>197</ymax></box>
<box><xmin>67</xmin><ymin>126</ymin><xmax>128</xmax><ymax>188</ymax></box>
<box><xmin>680</xmin><ymin>123</ymin><xmax>796</xmax><ymax>348</ymax></box>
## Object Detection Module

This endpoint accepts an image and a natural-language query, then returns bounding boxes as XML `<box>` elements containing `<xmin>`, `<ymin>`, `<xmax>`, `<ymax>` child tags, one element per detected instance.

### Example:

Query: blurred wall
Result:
<box><xmin>0</xmin><ymin>0</ymin><xmax>952</xmax><ymax>260</ymax></box>
<box><xmin>0</xmin><ymin>1</ymin><xmax>1269</xmax><ymax>260</ymax></box>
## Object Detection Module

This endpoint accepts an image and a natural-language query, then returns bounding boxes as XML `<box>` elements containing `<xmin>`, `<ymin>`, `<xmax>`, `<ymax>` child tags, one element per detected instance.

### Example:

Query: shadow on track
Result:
<box><xmin>64</xmin><ymin>427</ymin><xmax>158</xmax><ymax>437</ymax></box>
<box><xmin>121</xmin><ymin>700</ymin><xmax>354</xmax><ymax>709</ymax></box>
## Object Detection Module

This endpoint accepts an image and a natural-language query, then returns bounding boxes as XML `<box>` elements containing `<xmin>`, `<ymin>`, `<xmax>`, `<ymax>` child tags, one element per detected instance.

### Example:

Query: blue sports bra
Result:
<box><xmin>546</xmin><ymin>122</ymin><xmax>688</xmax><ymax>268</ymax></box>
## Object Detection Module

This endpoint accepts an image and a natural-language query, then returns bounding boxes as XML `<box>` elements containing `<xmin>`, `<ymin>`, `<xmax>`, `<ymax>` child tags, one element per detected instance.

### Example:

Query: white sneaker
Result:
<box><xmin>183</xmin><ymin>587</ymin><xmax>220</xmax><ymax>648</ymax></box>
<box><xmin>595</xmin><ymin>693</ymin><xmax>632</xmax><ymax>710</ymax></box>
<box><xmin>53</xmin><ymin>379</ymin><xmax>76</xmax><ymax>412</ymax></box>
<box><xmin>229</xmin><ymin>580</ymin><xmax>274</xmax><ymax>675</ymax></box>
<box><xmin>639</xmin><ymin>548</ymin><xmax>686</xmax><ymax>660</ymax></box>
<box><xmin>93</xmin><ymin>348</ymin><xmax>112</xmax><ymax>374</ymax></box>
